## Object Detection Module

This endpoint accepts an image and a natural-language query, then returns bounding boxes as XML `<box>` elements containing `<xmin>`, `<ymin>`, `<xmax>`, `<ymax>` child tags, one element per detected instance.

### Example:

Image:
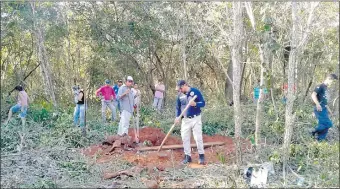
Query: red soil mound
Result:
<box><xmin>81</xmin><ymin>127</ymin><xmax>251</xmax><ymax>168</ymax></box>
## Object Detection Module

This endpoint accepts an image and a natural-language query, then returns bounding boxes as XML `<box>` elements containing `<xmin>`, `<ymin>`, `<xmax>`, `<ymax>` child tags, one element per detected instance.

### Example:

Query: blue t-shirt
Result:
<box><xmin>176</xmin><ymin>87</ymin><xmax>205</xmax><ymax>117</ymax></box>
<box><xmin>254</xmin><ymin>87</ymin><xmax>268</xmax><ymax>100</ymax></box>
<box><xmin>314</xmin><ymin>83</ymin><xmax>328</xmax><ymax>106</ymax></box>
<box><xmin>113</xmin><ymin>85</ymin><xmax>119</xmax><ymax>96</ymax></box>
<box><xmin>254</xmin><ymin>87</ymin><xmax>260</xmax><ymax>99</ymax></box>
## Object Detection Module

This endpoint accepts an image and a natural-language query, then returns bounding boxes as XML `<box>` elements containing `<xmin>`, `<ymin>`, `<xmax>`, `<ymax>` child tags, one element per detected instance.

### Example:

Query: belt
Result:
<box><xmin>185</xmin><ymin>114</ymin><xmax>200</xmax><ymax>119</ymax></box>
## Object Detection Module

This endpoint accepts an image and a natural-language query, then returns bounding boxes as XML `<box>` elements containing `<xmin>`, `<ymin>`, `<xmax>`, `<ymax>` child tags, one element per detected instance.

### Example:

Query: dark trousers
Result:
<box><xmin>313</xmin><ymin>105</ymin><xmax>333</xmax><ymax>141</ymax></box>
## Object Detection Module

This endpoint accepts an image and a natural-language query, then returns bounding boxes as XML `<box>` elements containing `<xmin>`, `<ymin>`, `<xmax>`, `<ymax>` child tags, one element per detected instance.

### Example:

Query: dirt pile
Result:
<box><xmin>81</xmin><ymin>126</ymin><xmax>251</xmax><ymax>168</ymax></box>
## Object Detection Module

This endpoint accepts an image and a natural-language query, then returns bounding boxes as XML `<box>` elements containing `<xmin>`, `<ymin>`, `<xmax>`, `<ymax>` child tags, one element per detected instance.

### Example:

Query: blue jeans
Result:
<box><xmin>11</xmin><ymin>104</ymin><xmax>28</xmax><ymax>118</ymax></box>
<box><xmin>313</xmin><ymin>105</ymin><xmax>333</xmax><ymax>141</ymax></box>
<box><xmin>74</xmin><ymin>104</ymin><xmax>85</xmax><ymax>127</ymax></box>
<box><xmin>153</xmin><ymin>97</ymin><xmax>163</xmax><ymax>110</ymax></box>
<box><xmin>101</xmin><ymin>100</ymin><xmax>116</xmax><ymax>122</ymax></box>
<box><xmin>115</xmin><ymin>99</ymin><xmax>121</xmax><ymax>113</ymax></box>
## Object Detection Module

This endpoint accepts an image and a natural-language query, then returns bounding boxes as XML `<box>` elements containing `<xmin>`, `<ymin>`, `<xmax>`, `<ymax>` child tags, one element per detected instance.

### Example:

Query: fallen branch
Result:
<box><xmin>139</xmin><ymin>141</ymin><xmax>226</xmax><ymax>152</ymax></box>
<box><xmin>103</xmin><ymin>166</ymin><xmax>144</xmax><ymax>180</ymax></box>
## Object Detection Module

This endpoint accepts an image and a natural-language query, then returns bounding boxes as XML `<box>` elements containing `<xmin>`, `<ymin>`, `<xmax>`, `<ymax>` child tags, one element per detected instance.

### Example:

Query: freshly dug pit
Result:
<box><xmin>81</xmin><ymin>127</ymin><xmax>251</xmax><ymax>168</ymax></box>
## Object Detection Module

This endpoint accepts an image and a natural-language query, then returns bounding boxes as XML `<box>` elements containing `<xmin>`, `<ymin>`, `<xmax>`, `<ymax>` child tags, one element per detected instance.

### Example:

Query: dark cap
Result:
<box><xmin>105</xmin><ymin>79</ymin><xmax>111</xmax><ymax>84</ymax></box>
<box><xmin>328</xmin><ymin>73</ymin><xmax>338</xmax><ymax>80</ymax></box>
<box><xmin>177</xmin><ymin>80</ymin><xmax>186</xmax><ymax>87</ymax></box>
<box><xmin>117</xmin><ymin>80</ymin><xmax>123</xmax><ymax>83</ymax></box>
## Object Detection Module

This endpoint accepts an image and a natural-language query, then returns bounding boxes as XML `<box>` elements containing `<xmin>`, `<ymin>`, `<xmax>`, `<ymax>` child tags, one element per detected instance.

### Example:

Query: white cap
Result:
<box><xmin>127</xmin><ymin>76</ymin><xmax>133</xmax><ymax>81</ymax></box>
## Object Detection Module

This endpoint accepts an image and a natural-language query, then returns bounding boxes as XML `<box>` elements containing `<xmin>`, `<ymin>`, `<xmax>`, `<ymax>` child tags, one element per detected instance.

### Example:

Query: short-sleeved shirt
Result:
<box><xmin>97</xmin><ymin>85</ymin><xmax>116</xmax><ymax>100</ymax></box>
<box><xmin>314</xmin><ymin>83</ymin><xmax>328</xmax><ymax>106</ymax></box>
<box><xmin>118</xmin><ymin>85</ymin><xmax>134</xmax><ymax>113</ymax></box>
<box><xmin>155</xmin><ymin>84</ymin><xmax>165</xmax><ymax>99</ymax></box>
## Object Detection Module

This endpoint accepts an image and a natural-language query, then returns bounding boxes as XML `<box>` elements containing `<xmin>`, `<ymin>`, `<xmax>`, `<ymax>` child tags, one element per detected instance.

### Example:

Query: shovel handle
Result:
<box><xmin>157</xmin><ymin>95</ymin><xmax>197</xmax><ymax>152</ymax></box>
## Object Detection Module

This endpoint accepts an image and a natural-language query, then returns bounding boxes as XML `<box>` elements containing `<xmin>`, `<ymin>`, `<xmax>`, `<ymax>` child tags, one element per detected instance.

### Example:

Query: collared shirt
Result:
<box><xmin>176</xmin><ymin>87</ymin><xmax>205</xmax><ymax>117</ymax></box>
<box><xmin>96</xmin><ymin>85</ymin><xmax>116</xmax><ymax>100</ymax></box>
<box><xmin>118</xmin><ymin>84</ymin><xmax>134</xmax><ymax>113</ymax></box>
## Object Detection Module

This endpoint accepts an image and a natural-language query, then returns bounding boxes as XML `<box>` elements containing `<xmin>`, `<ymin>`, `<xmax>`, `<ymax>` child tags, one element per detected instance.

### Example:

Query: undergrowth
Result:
<box><xmin>1</xmin><ymin>99</ymin><xmax>339</xmax><ymax>188</ymax></box>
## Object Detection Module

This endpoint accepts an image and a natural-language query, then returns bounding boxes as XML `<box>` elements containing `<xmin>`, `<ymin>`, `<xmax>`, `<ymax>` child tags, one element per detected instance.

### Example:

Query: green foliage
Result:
<box><xmin>202</xmin><ymin>106</ymin><xmax>234</xmax><ymax>136</ymax></box>
<box><xmin>21</xmin><ymin>179</ymin><xmax>58</xmax><ymax>188</ymax></box>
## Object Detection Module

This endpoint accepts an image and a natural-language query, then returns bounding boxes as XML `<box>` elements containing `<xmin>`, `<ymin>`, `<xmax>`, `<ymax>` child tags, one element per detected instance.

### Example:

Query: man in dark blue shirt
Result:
<box><xmin>113</xmin><ymin>80</ymin><xmax>123</xmax><ymax>114</ymax></box>
<box><xmin>311</xmin><ymin>74</ymin><xmax>338</xmax><ymax>141</ymax></box>
<box><xmin>175</xmin><ymin>80</ymin><xmax>206</xmax><ymax>165</ymax></box>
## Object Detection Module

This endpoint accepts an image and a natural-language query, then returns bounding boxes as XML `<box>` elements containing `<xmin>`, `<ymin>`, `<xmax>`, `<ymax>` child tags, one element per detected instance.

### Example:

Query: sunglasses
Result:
<box><xmin>127</xmin><ymin>80</ymin><xmax>133</xmax><ymax>83</ymax></box>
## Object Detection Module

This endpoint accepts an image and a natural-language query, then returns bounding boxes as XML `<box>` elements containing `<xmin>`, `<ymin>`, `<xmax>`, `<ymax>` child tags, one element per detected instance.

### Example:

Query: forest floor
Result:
<box><xmin>1</xmin><ymin>101</ymin><xmax>339</xmax><ymax>188</ymax></box>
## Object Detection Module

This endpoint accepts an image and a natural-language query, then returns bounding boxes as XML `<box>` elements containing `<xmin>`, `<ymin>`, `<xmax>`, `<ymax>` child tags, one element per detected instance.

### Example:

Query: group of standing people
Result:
<box><xmin>3</xmin><ymin>73</ymin><xmax>337</xmax><ymax>164</ymax></box>
<box><xmin>73</xmin><ymin>76</ymin><xmax>141</xmax><ymax>137</ymax></box>
<box><xmin>72</xmin><ymin>77</ymin><xmax>166</xmax><ymax>137</ymax></box>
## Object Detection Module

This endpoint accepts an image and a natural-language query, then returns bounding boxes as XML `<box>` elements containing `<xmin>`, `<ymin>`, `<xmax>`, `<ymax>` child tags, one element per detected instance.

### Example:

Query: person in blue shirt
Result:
<box><xmin>175</xmin><ymin>80</ymin><xmax>206</xmax><ymax>165</ymax></box>
<box><xmin>253</xmin><ymin>80</ymin><xmax>268</xmax><ymax>104</ymax></box>
<box><xmin>113</xmin><ymin>80</ymin><xmax>123</xmax><ymax>114</ymax></box>
<box><xmin>311</xmin><ymin>74</ymin><xmax>338</xmax><ymax>141</ymax></box>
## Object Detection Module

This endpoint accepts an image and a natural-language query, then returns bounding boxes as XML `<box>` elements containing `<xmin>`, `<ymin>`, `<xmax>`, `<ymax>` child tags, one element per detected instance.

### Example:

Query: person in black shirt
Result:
<box><xmin>73</xmin><ymin>86</ymin><xmax>86</xmax><ymax>136</ymax></box>
<box><xmin>311</xmin><ymin>74</ymin><xmax>338</xmax><ymax>141</ymax></box>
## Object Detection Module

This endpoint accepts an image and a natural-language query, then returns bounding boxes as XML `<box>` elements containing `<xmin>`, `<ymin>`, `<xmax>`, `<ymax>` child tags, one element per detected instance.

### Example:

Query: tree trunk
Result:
<box><xmin>182</xmin><ymin>23</ymin><xmax>188</xmax><ymax>81</ymax></box>
<box><xmin>231</xmin><ymin>2</ymin><xmax>243</xmax><ymax>166</ymax></box>
<box><xmin>31</xmin><ymin>2</ymin><xmax>57</xmax><ymax>107</ymax></box>
<box><xmin>282</xmin><ymin>2</ymin><xmax>319</xmax><ymax>184</ymax></box>
<box><xmin>282</xmin><ymin>2</ymin><xmax>298</xmax><ymax>185</ymax></box>
<box><xmin>225</xmin><ymin>60</ymin><xmax>233</xmax><ymax>103</ymax></box>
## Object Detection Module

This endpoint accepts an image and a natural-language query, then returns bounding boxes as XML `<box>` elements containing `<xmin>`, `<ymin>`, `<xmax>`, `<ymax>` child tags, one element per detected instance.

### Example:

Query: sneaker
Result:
<box><xmin>182</xmin><ymin>155</ymin><xmax>192</xmax><ymax>164</ymax></box>
<box><xmin>199</xmin><ymin>154</ymin><xmax>205</xmax><ymax>165</ymax></box>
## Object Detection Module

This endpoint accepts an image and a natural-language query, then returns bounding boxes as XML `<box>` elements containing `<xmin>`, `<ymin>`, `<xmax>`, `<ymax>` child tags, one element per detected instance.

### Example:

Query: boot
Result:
<box><xmin>199</xmin><ymin>154</ymin><xmax>205</xmax><ymax>165</ymax></box>
<box><xmin>182</xmin><ymin>155</ymin><xmax>192</xmax><ymax>164</ymax></box>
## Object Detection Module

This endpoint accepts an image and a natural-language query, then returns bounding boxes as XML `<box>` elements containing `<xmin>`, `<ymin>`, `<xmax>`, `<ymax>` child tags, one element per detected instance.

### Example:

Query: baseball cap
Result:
<box><xmin>127</xmin><ymin>76</ymin><xmax>133</xmax><ymax>81</ymax></box>
<box><xmin>117</xmin><ymin>79</ymin><xmax>123</xmax><ymax>83</ymax></box>
<box><xmin>105</xmin><ymin>79</ymin><xmax>111</xmax><ymax>84</ymax></box>
<box><xmin>177</xmin><ymin>80</ymin><xmax>186</xmax><ymax>87</ymax></box>
<box><xmin>176</xmin><ymin>80</ymin><xmax>186</xmax><ymax>90</ymax></box>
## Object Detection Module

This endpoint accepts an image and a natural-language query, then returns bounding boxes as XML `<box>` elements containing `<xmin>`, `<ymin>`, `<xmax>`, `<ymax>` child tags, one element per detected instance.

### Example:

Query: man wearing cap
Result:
<box><xmin>175</xmin><ymin>80</ymin><xmax>206</xmax><ymax>165</ymax></box>
<box><xmin>95</xmin><ymin>79</ymin><xmax>116</xmax><ymax>123</ymax></box>
<box><xmin>113</xmin><ymin>80</ymin><xmax>123</xmax><ymax>114</ymax></box>
<box><xmin>311</xmin><ymin>73</ymin><xmax>338</xmax><ymax>141</ymax></box>
<box><xmin>117</xmin><ymin>76</ymin><xmax>135</xmax><ymax>136</ymax></box>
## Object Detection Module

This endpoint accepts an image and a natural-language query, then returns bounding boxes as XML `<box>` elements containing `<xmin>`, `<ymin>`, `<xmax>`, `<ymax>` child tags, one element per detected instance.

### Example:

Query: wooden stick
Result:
<box><xmin>140</xmin><ymin>141</ymin><xmax>226</xmax><ymax>152</ymax></box>
<box><xmin>157</xmin><ymin>95</ymin><xmax>197</xmax><ymax>152</ymax></box>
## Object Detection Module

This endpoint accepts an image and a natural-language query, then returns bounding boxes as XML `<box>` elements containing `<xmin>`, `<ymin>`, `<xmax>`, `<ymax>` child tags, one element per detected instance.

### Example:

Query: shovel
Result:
<box><xmin>157</xmin><ymin>95</ymin><xmax>197</xmax><ymax>152</ymax></box>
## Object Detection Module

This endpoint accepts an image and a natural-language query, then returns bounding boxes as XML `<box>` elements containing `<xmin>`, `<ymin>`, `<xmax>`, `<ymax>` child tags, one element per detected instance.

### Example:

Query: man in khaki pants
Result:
<box><xmin>174</xmin><ymin>80</ymin><xmax>206</xmax><ymax>165</ymax></box>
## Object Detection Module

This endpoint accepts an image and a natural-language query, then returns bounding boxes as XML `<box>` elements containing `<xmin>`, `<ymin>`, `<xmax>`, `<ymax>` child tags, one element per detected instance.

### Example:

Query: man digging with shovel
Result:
<box><xmin>175</xmin><ymin>80</ymin><xmax>206</xmax><ymax>165</ymax></box>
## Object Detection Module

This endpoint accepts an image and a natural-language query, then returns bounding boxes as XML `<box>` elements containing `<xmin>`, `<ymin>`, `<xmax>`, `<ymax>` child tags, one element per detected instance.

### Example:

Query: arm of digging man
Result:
<box><xmin>191</xmin><ymin>89</ymin><xmax>205</xmax><ymax>108</ymax></box>
<box><xmin>311</xmin><ymin>91</ymin><xmax>322</xmax><ymax>111</ymax></box>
